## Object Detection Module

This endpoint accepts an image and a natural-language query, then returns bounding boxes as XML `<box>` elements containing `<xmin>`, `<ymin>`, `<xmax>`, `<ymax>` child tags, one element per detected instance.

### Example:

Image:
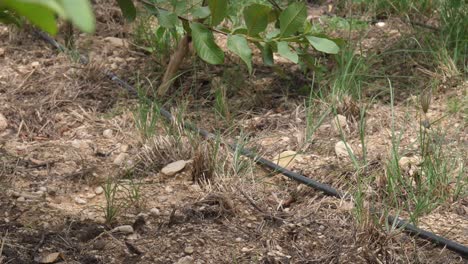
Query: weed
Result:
<box><xmin>101</xmin><ymin>177</ymin><xmax>124</xmax><ymax>225</ymax></box>
<box><xmin>382</xmin><ymin>80</ymin><xmax>465</xmax><ymax>223</ymax></box>
<box><xmin>134</xmin><ymin>82</ymin><xmax>161</xmax><ymax>140</ymax></box>
<box><xmin>331</xmin><ymin>42</ymin><xmax>371</xmax><ymax>100</ymax></box>
<box><xmin>121</xmin><ymin>171</ymin><xmax>146</xmax><ymax>212</ymax></box>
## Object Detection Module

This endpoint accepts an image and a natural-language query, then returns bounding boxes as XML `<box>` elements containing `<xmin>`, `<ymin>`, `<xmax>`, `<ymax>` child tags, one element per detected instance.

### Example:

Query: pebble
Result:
<box><xmin>104</xmin><ymin>37</ymin><xmax>127</xmax><ymax>47</ymax></box>
<box><xmin>241</xmin><ymin>247</ymin><xmax>251</xmax><ymax>253</ymax></box>
<box><xmin>273</xmin><ymin>150</ymin><xmax>300</xmax><ymax>168</ymax></box>
<box><xmin>235</xmin><ymin>237</ymin><xmax>243</xmax><ymax>242</ymax></box>
<box><xmin>17</xmin><ymin>196</ymin><xmax>25</xmax><ymax>202</ymax></box>
<box><xmin>86</xmin><ymin>193</ymin><xmax>96</xmax><ymax>199</ymax></box>
<box><xmin>94</xmin><ymin>186</ymin><xmax>104</xmax><ymax>195</ymax></box>
<box><xmin>103</xmin><ymin>129</ymin><xmax>113</xmax><ymax>138</ymax></box>
<box><xmin>161</xmin><ymin>160</ymin><xmax>187</xmax><ymax>176</ymax></box>
<box><xmin>334</xmin><ymin>141</ymin><xmax>353</xmax><ymax>158</ymax></box>
<box><xmin>120</xmin><ymin>144</ymin><xmax>129</xmax><ymax>152</ymax></box>
<box><xmin>71</xmin><ymin>139</ymin><xmax>89</xmax><ymax>150</ymax></box>
<box><xmin>149</xmin><ymin>208</ymin><xmax>160</xmax><ymax>216</ymax></box>
<box><xmin>113</xmin><ymin>153</ymin><xmax>129</xmax><ymax>166</ymax></box>
<box><xmin>47</xmin><ymin>187</ymin><xmax>57</xmax><ymax>196</ymax></box>
<box><xmin>112</xmin><ymin>225</ymin><xmax>134</xmax><ymax>234</ymax></box>
<box><xmin>38</xmin><ymin>186</ymin><xmax>47</xmax><ymax>192</ymax></box>
<box><xmin>184</xmin><ymin>246</ymin><xmax>194</xmax><ymax>254</ymax></box>
<box><xmin>176</xmin><ymin>256</ymin><xmax>194</xmax><ymax>264</ymax></box>
<box><xmin>165</xmin><ymin>186</ymin><xmax>174</xmax><ymax>193</ymax></box>
<box><xmin>332</xmin><ymin>114</ymin><xmax>348</xmax><ymax>134</ymax></box>
<box><xmin>0</xmin><ymin>113</ymin><xmax>7</xmax><ymax>132</ymax></box>
<box><xmin>0</xmin><ymin>47</ymin><xmax>4</xmax><ymax>56</ymax></box>
<box><xmin>31</xmin><ymin>61</ymin><xmax>40</xmax><ymax>68</ymax></box>
<box><xmin>74</xmin><ymin>197</ymin><xmax>87</xmax><ymax>205</ymax></box>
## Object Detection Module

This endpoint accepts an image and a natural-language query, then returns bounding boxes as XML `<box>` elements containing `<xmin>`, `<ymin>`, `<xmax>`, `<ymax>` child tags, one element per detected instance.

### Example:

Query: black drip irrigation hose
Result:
<box><xmin>34</xmin><ymin>30</ymin><xmax>468</xmax><ymax>258</ymax></box>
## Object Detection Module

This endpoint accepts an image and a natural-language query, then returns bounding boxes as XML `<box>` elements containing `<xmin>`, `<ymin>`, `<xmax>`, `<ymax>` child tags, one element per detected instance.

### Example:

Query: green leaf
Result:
<box><xmin>279</xmin><ymin>2</ymin><xmax>306</xmax><ymax>37</ymax></box>
<box><xmin>306</xmin><ymin>35</ymin><xmax>340</xmax><ymax>54</ymax></box>
<box><xmin>277</xmin><ymin>41</ymin><xmax>298</xmax><ymax>63</ymax></box>
<box><xmin>157</xmin><ymin>9</ymin><xmax>178</xmax><ymax>28</ymax></box>
<box><xmin>116</xmin><ymin>0</ymin><xmax>136</xmax><ymax>21</ymax></box>
<box><xmin>243</xmin><ymin>4</ymin><xmax>270</xmax><ymax>36</ymax></box>
<box><xmin>192</xmin><ymin>6</ymin><xmax>210</xmax><ymax>19</ymax></box>
<box><xmin>208</xmin><ymin>0</ymin><xmax>227</xmax><ymax>26</ymax></box>
<box><xmin>227</xmin><ymin>35</ymin><xmax>252</xmax><ymax>74</ymax></box>
<box><xmin>190</xmin><ymin>22</ymin><xmax>224</xmax><ymax>65</ymax></box>
<box><xmin>3</xmin><ymin>0</ymin><xmax>58</xmax><ymax>34</ymax></box>
<box><xmin>59</xmin><ymin>0</ymin><xmax>95</xmax><ymax>33</ymax></box>
<box><xmin>255</xmin><ymin>42</ymin><xmax>274</xmax><ymax>66</ymax></box>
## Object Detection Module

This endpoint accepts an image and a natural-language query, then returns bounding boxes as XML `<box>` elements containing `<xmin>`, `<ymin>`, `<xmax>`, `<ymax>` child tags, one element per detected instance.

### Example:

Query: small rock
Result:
<box><xmin>71</xmin><ymin>139</ymin><xmax>89</xmax><ymax>150</ymax></box>
<box><xmin>86</xmin><ymin>193</ymin><xmax>96</xmax><ymax>199</ymax></box>
<box><xmin>399</xmin><ymin>156</ymin><xmax>421</xmax><ymax>176</ymax></box>
<box><xmin>161</xmin><ymin>160</ymin><xmax>187</xmax><ymax>176</ymax></box>
<box><xmin>0</xmin><ymin>113</ymin><xmax>7</xmax><ymax>132</ymax></box>
<box><xmin>103</xmin><ymin>129</ymin><xmax>113</xmax><ymax>138</ymax></box>
<box><xmin>332</xmin><ymin>114</ymin><xmax>348</xmax><ymax>134</ymax></box>
<box><xmin>376</xmin><ymin>21</ymin><xmax>386</xmax><ymax>27</ymax></box>
<box><xmin>0</xmin><ymin>47</ymin><xmax>4</xmax><ymax>56</ymax></box>
<box><xmin>17</xmin><ymin>196</ymin><xmax>25</xmax><ymax>202</ymax></box>
<box><xmin>74</xmin><ymin>197</ymin><xmax>87</xmax><ymax>205</ymax></box>
<box><xmin>334</xmin><ymin>141</ymin><xmax>353</xmax><ymax>158</ymax></box>
<box><xmin>149</xmin><ymin>208</ymin><xmax>160</xmax><ymax>216</ymax></box>
<box><xmin>120</xmin><ymin>144</ymin><xmax>129</xmax><ymax>152</ymax></box>
<box><xmin>165</xmin><ymin>186</ymin><xmax>173</xmax><ymax>193</ymax></box>
<box><xmin>31</xmin><ymin>61</ymin><xmax>40</xmax><ymax>68</ymax></box>
<box><xmin>176</xmin><ymin>256</ymin><xmax>194</xmax><ymax>264</ymax></box>
<box><xmin>104</xmin><ymin>37</ymin><xmax>127</xmax><ymax>47</ymax></box>
<box><xmin>112</xmin><ymin>225</ymin><xmax>134</xmax><ymax>234</ymax></box>
<box><xmin>113</xmin><ymin>153</ymin><xmax>129</xmax><ymax>166</ymax></box>
<box><xmin>235</xmin><ymin>237</ymin><xmax>243</xmax><ymax>242</ymax></box>
<box><xmin>38</xmin><ymin>187</ymin><xmax>47</xmax><ymax>192</ymax></box>
<box><xmin>94</xmin><ymin>186</ymin><xmax>104</xmax><ymax>195</ymax></box>
<box><xmin>273</xmin><ymin>150</ymin><xmax>300</xmax><ymax>168</ymax></box>
<box><xmin>241</xmin><ymin>247</ymin><xmax>251</xmax><ymax>253</ymax></box>
<box><xmin>184</xmin><ymin>246</ymin><xmax>194</xmax><ymax>255</ymax></box>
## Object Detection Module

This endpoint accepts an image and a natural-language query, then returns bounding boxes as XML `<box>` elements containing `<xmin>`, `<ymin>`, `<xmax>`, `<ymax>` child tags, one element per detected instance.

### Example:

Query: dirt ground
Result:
<box><xmin>0</xmin><ymin>1</ymin><xmax>467</xmax><ymax>264</ymax></box>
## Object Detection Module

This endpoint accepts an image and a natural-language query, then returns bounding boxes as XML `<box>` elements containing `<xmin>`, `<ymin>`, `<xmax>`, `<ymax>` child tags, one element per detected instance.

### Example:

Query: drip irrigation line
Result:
<box><xmin>35</xmin><ymin>30</ymin><xmax>467</xmax><ymax>258</ymax></box>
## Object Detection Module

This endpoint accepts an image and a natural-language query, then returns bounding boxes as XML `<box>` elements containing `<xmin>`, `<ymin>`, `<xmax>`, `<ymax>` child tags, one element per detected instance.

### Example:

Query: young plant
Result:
<box><xmin>101</xmin><ymin>177</ymin><xmax>124</xmax><ymax>225</ymax></box>
<box><xmin>131</xmin><ymin>0</ymin><xmax>341</xmax><ymax>95</ymax></box>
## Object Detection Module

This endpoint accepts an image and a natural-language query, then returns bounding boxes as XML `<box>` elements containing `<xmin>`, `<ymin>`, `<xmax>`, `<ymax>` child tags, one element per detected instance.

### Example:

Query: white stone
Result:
<box><xmin>273</xmin><ymin>150</ymin><xmax>300</xmax><ymax>168</ymax></box>
<box><xmin>0</xmin><ymin>113</ymin><xmax>7</xmax><ymax>132</ymax></box>
<box><xmin>176</xmin><ymin>256</ymin><xmax>194</xmax><ymax>264</ymax></box>
<box><xmin>161</xmin><ymin>160</ymin><xmax>187</xmax><ymax>176</ymax></box>
<box><xmin>71</xmin><ymin>139</ymin><xmax>89</xmax><ymax>150</ymax></box>
<box><xmin>376</xmin><ymin>22</ymin><xmax>386</xmax><ymax>28</ymax></box>
<box><xmin>334</xmin><ymin>141</ymin><xmax>353</xmax><ymax>158</ymax></box>
<box><xmin>94</xmin><ymin>186</ymin><xmax>104</xmax><ymax>195</ymax></box>
<box><xmin>113</xmin><ymin>153</ymin><xmax>129</xmax><ymax>166</ymax></box>
<box><xmin>0</xmin><ymin>47</ymin><xmax>4</xmax><ymax>56</ymax></box>
<box><xmin>112</xmin><ymin>225</ymin><xmax>134</xmax><ymax>234</ymax></box>
<box><xmin>103</xmin><ymin>129</ymin><xmax>113</xmax><ymax>138</ymax></box>
<box><xmin>149</xmin><ymin>208</ymin><xmax>160</xmax><ymax>216</ymax></box>
<box><xmin>38</xmin><ymin>187</ymin><xmax>47</xmax><ymax>192</ymax></box>
<box><xmin>31</xmin><ymin>61</ymin><xmax>40</xmax><ymax>68</ymax></box>
<box><xmin>104</xmin><ymin>37</ymin><xmax>127</xmax><ymax>47</ymax></box>
<box><xmin>74</xmin><ymin>197</ymin><xmax>87</xmax><ymax>205</ymax></box>
<box><xmin>165</xmin><ymin>186</ymin><xmax>173</xmax><ymax>193</ymax></box>
<box><xmin>184</xmin><ymin>246</ymin><xmax>194</xmax><ymax>254</ymax></box>
<box><xmin>332</xmin><ymin>114</ymin><xmax>348</xmax><ymax>134</ymax></box>
<box><xmin>120</xmin><ymin>144</ymin><xmax>129</xmax><ymax>152</ymax></box>
<box><xmin>17</xmin><ymin>196</ymin><xmax>25</xmax><ymax>202</ymax></box>
<box><xmin>398</xmin><ymin>156</ymin><xmax>421</xmax><ymax>176</ymax></box>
